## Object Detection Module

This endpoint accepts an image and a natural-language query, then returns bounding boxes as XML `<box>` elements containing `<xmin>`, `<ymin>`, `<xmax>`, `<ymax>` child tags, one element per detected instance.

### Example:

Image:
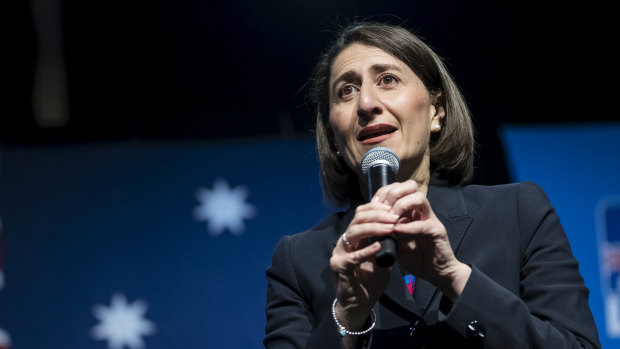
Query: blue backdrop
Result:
<box><xmin>0</xmin><ymin>139</ymin><xmax>333</xmax><ymax>348</ymax></box>
<box><xmin>501</xmin><ymin>122</ymin><xmax>620</xmax><ymax>349</ymax></box>
<box><xmin>1</xmin><ymin>123</ymin><xmax>618</xmax><ymax>348</ymax></box>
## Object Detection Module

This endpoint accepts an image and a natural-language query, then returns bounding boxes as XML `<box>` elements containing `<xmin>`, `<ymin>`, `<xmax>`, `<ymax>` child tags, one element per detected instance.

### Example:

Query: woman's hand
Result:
<box><xmin>373</xmin><ymin>180</ymin><xmax>471</xmax><ymax>301</ymax></box>
<box><xmin>329</xmin><ymin>201</ymin><xmax>396</xmax><ymax>331</ymax></box>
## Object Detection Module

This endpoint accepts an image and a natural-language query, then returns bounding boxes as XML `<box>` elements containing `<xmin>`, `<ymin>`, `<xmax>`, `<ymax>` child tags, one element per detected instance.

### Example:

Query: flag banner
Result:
<box><xmin>501</xmin><ymin>122</ymin><xmax>620</xmax><ymax>349</ymax></box>
<box><xmin>0</xmin><ymin>139</ymin><xmax>333</xmax><ymax>348</ymax></box>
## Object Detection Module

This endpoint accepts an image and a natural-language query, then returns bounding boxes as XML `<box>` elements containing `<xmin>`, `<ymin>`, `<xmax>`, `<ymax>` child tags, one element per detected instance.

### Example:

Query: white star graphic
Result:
<box><xmin>193</xmin><ymin>178</ymin><xmax>257</xmax><ymax>236</ymax></box>
<box><xmin>91</xmin><ymin>293</ymin><xmax>156</xmax><ymax>349</ymax></box>
<box><xmin>0</xmin><ymin>328</ymin><xmax>11</xmax><ymax>348</ymax></box>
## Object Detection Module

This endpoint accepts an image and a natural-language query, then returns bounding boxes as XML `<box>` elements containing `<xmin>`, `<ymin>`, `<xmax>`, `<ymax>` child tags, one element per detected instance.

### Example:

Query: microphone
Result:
<box><xmin>361</xmin><ymin>147</ymin><xmax>400</xmax><ymax>267</ymax></box>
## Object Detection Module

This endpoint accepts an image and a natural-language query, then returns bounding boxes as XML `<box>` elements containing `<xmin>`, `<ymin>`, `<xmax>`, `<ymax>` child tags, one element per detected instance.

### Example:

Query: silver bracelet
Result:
<box><xmin>331</xmin><ymin>298</ymin><xmax>376</xmax><ymax>336</ymax></box>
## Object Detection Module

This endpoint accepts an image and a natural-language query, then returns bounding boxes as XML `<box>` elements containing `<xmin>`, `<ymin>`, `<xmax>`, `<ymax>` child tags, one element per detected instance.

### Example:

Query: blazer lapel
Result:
<box><xmin>381</xmin><ymin>263</ymin><xmax>418</xmax><ymax>316</ymax></box>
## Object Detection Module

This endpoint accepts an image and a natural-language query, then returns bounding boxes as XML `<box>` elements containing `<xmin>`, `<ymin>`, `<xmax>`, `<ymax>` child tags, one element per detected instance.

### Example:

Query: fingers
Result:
<box><xmin>353</xmin><ymin>202</ymin><xmax>399</xmax><ymax>223</ymax></box>
<box><xmin>371</xmin><ymin>180</ymin><xmax>435</xmax><ymax>221</ymax></box>
<box><xmin>371</xmin><ymin>180</ymin><xmax>420</xmax><ymax>206</ymax></box>
<box><xmin>390</xmin><ymin>193</ymin><xmax>444</xmax><ymax>237</ymax></box>
<box><xmin>392</xmin><ymin>218</ymin><xmax>430</xmax><ymax>235</ymax></box>
<box><xmin>340</xmin><ymin>202</ymin><xmax>399</xmax><ymax>246</ymax></box>
<box><xmin>333</xmin><ymin>201</ymin><xmax>398</xmax><ymax>273</ymax></box>
<box><xmin>390</xmin><ymin>191</ymin><xmax>432</xmax><ymax>220</ymax></box>
<box><xmin>331</xmin><ymin>241</ymin><xmax>381</xmax><ymax>274</ymax></box>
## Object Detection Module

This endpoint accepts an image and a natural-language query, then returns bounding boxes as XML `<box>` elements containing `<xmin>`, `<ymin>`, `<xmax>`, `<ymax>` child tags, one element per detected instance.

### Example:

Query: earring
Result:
<box><xmin>336</xmin><ymin>151</ymin><xmax>341</xmax><ymax>157</ymax></box>
<box><xmin>432</xmin><ymin>124</ymin><xmax>441</xmax><ymax>132</ymax></box>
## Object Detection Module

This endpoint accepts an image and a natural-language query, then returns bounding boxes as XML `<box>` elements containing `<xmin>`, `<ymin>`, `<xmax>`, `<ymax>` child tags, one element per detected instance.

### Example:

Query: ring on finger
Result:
<box><xmin>342</xmin><ymin>232</ymin><xmax>351</xmax><ymax>246</ymax></box>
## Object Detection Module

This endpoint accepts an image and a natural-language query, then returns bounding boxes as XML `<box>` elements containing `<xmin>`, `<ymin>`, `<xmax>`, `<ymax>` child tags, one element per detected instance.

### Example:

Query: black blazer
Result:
<box><xmin>264</xmin><ymin>178</ymin><xmax>601</xmax><ymax>348</ymax></box>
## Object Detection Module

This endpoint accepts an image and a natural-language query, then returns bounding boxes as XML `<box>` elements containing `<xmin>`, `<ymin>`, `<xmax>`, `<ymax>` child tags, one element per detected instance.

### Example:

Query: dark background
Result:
<box><xmin>8</xmin><ymin>0</ymin><xmax>618</xmax><ymax>184</ymax></box>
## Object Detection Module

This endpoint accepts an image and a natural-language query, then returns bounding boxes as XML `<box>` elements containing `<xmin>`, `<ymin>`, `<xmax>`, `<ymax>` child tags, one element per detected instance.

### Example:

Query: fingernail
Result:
<box><xmin>389</xmin><ymin>213</ymin><xmax>399</xmax><ymax>220</ymax></box>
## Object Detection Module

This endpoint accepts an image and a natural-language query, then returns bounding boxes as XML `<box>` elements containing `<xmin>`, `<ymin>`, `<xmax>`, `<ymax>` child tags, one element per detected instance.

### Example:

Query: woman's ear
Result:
<box><xmin>430</xmin><ymin>93</ymin><xmax>445</xmax><ymax>132</ymax></box>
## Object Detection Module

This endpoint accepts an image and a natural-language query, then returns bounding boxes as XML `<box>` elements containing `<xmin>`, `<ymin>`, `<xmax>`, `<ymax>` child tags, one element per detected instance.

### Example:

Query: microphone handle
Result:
<box><xmin>368</xmin><ymin>164</ymin><xmax>398</xmax><ymax>267</ymax></box>
<box><xmin>376</xmin><ymin>238</ymin><xmax>398</xmax><ymax>267</ymax></box>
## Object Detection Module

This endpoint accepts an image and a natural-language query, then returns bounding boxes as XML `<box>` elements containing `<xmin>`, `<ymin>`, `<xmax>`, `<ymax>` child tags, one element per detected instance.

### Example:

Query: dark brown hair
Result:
<box><xmin>309</xmin><ymin>22</ymin><xmax>475</xmax><ymax>207</ymax></box>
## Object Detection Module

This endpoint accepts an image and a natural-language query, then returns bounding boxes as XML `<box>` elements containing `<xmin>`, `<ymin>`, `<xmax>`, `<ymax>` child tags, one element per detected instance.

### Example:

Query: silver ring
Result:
<box><xmin>342</xmin><ymin>233</ymin><xmax>350</xmax><ymax>245</ymax></box>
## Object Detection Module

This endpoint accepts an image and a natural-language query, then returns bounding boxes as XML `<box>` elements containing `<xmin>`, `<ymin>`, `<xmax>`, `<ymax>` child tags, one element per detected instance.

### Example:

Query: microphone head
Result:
<box><xmin>361</xmin><ymin>147</ymin><xmax>400</xmax><ymax>175</ymax></box>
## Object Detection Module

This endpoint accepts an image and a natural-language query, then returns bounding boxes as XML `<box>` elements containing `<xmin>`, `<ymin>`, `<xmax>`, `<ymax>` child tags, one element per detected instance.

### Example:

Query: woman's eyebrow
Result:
<box><xmin>369</xmin><ymin>63</ymin><xmax>403</xmax><ymax>73</ymax></box>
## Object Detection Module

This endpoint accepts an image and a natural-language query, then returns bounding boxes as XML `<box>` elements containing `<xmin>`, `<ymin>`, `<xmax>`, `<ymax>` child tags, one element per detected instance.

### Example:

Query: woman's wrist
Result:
<box><xmin>438</xmin><ymin>262</ymin><xmax>472</xmax><ymax>302</ymax></box>
<box><xmin>334</xmin><ymin>299</ymin><xmax>373</xmax><ymax>332</ymax></box>
<box><xmin>332</xmin><ymin>298</ymin><xmax>376</xmax><ymax>337</ymax></box>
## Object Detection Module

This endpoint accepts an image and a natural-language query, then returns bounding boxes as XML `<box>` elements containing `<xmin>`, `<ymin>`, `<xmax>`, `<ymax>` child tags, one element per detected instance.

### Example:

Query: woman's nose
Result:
<box><xmin>357</xmin><ymin>85</ymin><xmax>382</xmax><ymax>119</ymax></box>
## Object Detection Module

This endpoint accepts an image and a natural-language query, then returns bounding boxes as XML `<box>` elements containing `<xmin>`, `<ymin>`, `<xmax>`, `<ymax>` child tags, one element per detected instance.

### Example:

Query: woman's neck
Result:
<box><xmin>397</xmin><ymin>153</ymin><xmax>431</xmax><ymax>195</ymax></box>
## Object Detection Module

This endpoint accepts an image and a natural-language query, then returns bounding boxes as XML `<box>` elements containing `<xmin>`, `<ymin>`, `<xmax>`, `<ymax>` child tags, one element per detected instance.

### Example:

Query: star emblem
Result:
<box><xmin>0</xmin><ymin>328</ymin><xmax>11</xmax><ymax>349</ymax></box>
<box><xmin>193</xmin><ymin>178</ymin><xmax>257</xmax><ymax>236</ymax></box>
<box><xmin>91</xmin><ymin>293</ymin><xmax>156</xmax><ymax>349</ymax></box>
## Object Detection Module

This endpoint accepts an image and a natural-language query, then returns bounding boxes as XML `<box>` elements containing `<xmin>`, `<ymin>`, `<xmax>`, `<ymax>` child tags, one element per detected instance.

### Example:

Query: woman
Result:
<box><xmin>264</xmin><ymin>22</ymin><xmax>600</xmax><ymax>348</ymax></box>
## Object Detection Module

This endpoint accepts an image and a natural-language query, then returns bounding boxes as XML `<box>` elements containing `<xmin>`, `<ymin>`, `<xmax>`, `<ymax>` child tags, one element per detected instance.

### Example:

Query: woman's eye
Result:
<box><xmin>380</xmin><ymin>75</ymin><xmax>398</xmax><ymax>85</ymax></box>
<box><xmin>339</xmin><ymin>85</ymin><xmax>357</xmax><ymax>97</ymax></box>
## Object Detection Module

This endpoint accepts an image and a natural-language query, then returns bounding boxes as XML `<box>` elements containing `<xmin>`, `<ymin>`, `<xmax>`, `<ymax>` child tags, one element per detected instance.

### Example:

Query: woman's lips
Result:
<box><xmin>357</xmin><ymin>124</ymin><xmax>397</xmax><ymax>144</ymax></box>
<box><xmin>360</xmin><ymin>133</ymin><xmax>394</xmax><ymax>144</ymax></box>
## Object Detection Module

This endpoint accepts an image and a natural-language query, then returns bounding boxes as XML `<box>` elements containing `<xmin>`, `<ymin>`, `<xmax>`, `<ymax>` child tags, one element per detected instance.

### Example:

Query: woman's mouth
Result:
<box><xmin>357</xmin><ymin>124</ymin><xmax>397</xmax><ymax>144</ymax></box>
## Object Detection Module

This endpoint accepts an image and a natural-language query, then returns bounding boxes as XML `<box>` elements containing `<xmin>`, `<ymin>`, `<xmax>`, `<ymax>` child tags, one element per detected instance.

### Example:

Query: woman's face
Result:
<box><xmin>328</xmin><ymin>43</ymin><xmax>444</xmax><ymax>180</ymax></box>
